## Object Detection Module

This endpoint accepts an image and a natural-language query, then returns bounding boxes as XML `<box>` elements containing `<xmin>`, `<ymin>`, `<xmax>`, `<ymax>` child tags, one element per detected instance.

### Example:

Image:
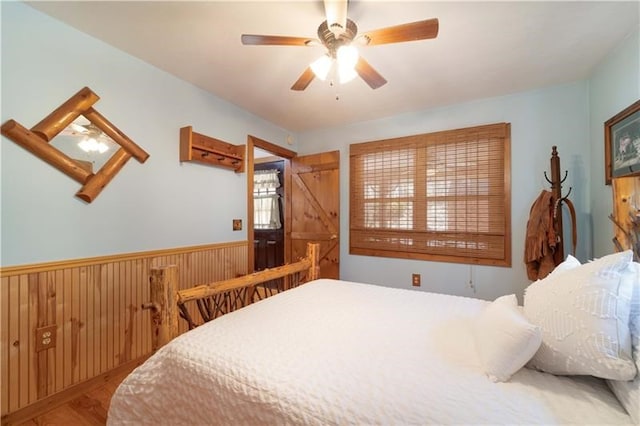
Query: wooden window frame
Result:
<box><xmin>349</xmin><ymin>123</ymin><xmax>511</xmax><ymax>267</ymax></box>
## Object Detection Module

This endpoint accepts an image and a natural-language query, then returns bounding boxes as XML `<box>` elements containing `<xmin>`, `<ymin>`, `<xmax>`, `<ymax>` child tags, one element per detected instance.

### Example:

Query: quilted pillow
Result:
<box><xmin>548</xmin><ymin>254</ymin><xmax>581</xmax><ymax>276</ymax></box>
<box><xmin>607</xmin><ymin>262</ymin><xmax>640</xmax><ymax>423</ymax></box>
<box><xmin>473</xmin><ymin>294</ymin><xmax>542</xmax><ymax>382</ymax></box>
<box><xmin>523</xmin><ymin>250</ymin><xmax>636</xmax><ymax>380</ymax></box>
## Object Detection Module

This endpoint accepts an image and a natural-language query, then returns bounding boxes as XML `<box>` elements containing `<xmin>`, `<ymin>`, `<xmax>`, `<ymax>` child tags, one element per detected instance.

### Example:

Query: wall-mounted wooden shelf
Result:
<box><xmin>179</xmin><ymin>126</ymin><xmax>245</xmax><ymax>173</ymax></box>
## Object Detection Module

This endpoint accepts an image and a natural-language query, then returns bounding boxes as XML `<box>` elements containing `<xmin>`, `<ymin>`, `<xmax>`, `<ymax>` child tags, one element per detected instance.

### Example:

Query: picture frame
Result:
<box><xmin>605</xmin><ymin>99</ymin><xmax>640</xmax><ymax>185</ymax></box>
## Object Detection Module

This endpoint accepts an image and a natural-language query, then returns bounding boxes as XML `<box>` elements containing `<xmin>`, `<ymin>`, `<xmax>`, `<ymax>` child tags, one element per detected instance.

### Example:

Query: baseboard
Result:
<box><xmin>1</xmin><ymin>355</ymin><xmax>149</xmax><ymax>425</ymax></box>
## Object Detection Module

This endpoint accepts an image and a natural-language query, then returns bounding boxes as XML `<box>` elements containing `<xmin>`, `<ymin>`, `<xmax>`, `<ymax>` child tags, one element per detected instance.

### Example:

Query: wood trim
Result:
<box><xmin>503</xmin><ymin>123</ymin><xmax>512</xmax><ymax>267</ymax></box>
<box><xmin>1</xmin><ymin>241</ymin><xmax>249</xmax><ymax>417</ymax></box>
<box><xmin>349</xmin><ymin>246</ymin><xmax>511</xmax><ymax>266</ymax></box>
<box><xmin>0</xmin><ymin>241</ymin><xmax>247</xmax><ymax>277</ymax></box>
<box><xmin>247</xmin><ymin>135</ymin><xmax>296</xmax><ymax>159</ymax></box>
<box><xmin>247</xmin><ymin>136</ymin><xmax>256</xmax><ymax>273</ymax></box>
<box><xmin>284</xmin><ymin>159</ymin><xmax>292</xmax><ymax>264</ymax></box>
<box><xmin>255</xmin><ymin>155</ymin><xmax>284</xmax><ymax>164</ymax></box>
<box><xmin>0</xmin><ymin>355</ymin><xmax>149</xmax><ymax>426</ymax></box>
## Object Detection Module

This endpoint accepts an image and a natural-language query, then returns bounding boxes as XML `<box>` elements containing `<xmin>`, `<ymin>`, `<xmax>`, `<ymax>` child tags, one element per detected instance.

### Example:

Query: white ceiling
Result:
<box><xmin>26</xmin><ymin>1</ymin><xmax>639</xmax><ymax>133</ymax></box>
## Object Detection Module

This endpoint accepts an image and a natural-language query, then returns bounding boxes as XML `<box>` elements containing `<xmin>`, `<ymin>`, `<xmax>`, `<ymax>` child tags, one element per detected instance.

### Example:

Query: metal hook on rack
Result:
<box><xmin>544</xmin><ymin>170</ymin><xmax>568</xmax><ymax>186</ymax></box>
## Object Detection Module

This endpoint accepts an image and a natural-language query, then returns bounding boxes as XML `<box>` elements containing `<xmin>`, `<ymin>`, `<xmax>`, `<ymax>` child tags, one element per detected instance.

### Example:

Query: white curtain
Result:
<box><xmin>254</xmin><ymin>169</ymin><xmax>282</xmax><ymax>229</ymax></box>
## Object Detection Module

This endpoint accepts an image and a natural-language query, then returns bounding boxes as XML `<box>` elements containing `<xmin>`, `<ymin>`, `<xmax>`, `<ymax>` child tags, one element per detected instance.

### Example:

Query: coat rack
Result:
<box><xmin>179</xmin><ymin>126</ymin><xmax>245</xmax><ymax>173</ymax></box>
<box><xmin>543</xmin><ymin>146</ymin><xmax>576</xmax><ymax>265</ymax></box>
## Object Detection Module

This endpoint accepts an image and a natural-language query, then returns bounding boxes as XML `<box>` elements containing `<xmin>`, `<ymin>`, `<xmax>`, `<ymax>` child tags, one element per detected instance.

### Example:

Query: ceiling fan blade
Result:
<box><xmin>359</xmin><ymin>18</ymin><xmax>439</xmax><ymax>46</ymax></box>
<box><xmin>291</xmin><ymin>67</ymin><xmax>316</xmax><ymax>91</ymax></box>
<box><xmin>355</xmin><ymin>57</ymin><xmax>387</xmax><ymax>89</ymax></box>
<box><xmin>70</xmin><ymin>123</ymin><xmax>89</xmax><ymax>133</ymax></box>
<box><xmin>323</xmin><ymin>0</ymin><xmax>348</xmax><ymax>36</ymax></box>
<box><xmin>241</xmin><ymin>34</ymin><xmax>315</xmax><ymax>46</ymax></box>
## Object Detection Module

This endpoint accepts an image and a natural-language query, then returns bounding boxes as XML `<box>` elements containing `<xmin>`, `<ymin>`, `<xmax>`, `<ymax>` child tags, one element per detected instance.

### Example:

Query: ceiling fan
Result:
<box><xmin>241</xmin><ymin>0</ymin><xmax>439</xmax><ymax>91</ymax></box>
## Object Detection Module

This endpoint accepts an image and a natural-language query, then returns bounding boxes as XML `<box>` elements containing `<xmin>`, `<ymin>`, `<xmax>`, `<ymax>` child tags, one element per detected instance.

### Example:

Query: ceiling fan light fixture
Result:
<box><xmin>97</xmin><ymin>142</ymin><xmax>109</xmax><ymax>154</ymax></box>
<box><xmin>241</xmin><ymin>3</ymin><xmax>439</xmax><ymax>92</ymax></box>
<box><xmin>337</xmin><ymin>45</ymin><xmax>358</xmax><ymax>84</ymax></box>
<box><xmin>338</xmin><ymin>62</ymin><xmax>358</xmax><ymax>84</ymax></box>
<box><xmin>78</xmin><ymin>137</ymin><xmax>109</xmax><ymax>154</ymax></box>
<box><xmin>310</xmin><ymin>54</ymin><xmax>333</xmax><ymax>81</ymax></box>
<box><xmin>337</xmin><ymin>45</ymin><xmax>358</xmax><ymax>69</ymax></box>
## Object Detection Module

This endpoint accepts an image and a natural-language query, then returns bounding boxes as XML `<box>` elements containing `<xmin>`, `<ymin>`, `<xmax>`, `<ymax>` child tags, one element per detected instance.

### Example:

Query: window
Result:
<box><xmin>350</xmin><ymin>123</ymin><xmax>511</xmax><ymax>266</ymax></box>
<box><xmin>254</xmin><ymin>169</ymin><xmax>282</xmax><ymax>229</ymax></box>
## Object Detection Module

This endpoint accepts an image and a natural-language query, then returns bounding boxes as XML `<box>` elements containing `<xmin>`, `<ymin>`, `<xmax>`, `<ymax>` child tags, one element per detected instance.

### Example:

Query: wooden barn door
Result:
<box><xmin>291</xmin><ymin>151</ymin><xmax>340</xmax><ymax>279</ymax></box>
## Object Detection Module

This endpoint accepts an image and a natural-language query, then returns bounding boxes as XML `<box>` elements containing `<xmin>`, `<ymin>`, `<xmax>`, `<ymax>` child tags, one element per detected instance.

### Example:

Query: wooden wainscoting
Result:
<box><xmin>0</xmin><ymin>241</ymin><xmax>249</xmax><ymax>422</ymax></box>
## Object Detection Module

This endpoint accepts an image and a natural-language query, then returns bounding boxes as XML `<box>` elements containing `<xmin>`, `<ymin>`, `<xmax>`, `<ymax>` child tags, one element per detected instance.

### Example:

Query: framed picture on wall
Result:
<box><xmin>605</xmin><ymin>99</ymin><xmax>640</xmax><ymax>185</ymax></box>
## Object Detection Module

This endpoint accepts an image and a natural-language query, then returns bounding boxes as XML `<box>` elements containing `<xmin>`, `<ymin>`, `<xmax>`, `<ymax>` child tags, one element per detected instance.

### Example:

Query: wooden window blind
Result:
<box><xmin>350</xmin><ymin>123</ymin><xmax>511</xmax><ymax>266</ymax></box>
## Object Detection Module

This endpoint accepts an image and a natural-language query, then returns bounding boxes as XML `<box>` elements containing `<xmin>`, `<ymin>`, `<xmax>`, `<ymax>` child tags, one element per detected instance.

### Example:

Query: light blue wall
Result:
<box><xmin>1</xmin><ymin>2</ymin><xmax>294</xmax><ymax>266</ymax></box>
<box><xmin>2</xmin><ymin>2</ymin><xmax>637</xmax><ymax>303</ymax></box>
<box><xmin>589</xmin><ymin>27</ymin><xmax>640</xmax><ymax>257</ymax></box>
<box><xmin>298</xmin><ymin>82</ymin><xmax>591</xmax><ymax>302</ymax></box>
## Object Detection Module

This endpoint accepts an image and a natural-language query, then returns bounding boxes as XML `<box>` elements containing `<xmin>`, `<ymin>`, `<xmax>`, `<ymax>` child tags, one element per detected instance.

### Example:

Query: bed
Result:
<box><xmin>107</xmin><ymin>245</ymin><xmax>638</xmax><ymax>425</ymax></box>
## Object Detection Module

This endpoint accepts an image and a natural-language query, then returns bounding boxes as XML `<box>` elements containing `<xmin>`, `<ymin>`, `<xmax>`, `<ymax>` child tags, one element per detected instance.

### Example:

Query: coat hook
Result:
<box><xmin>559</xmin><ymin>170</ymin><xmax>569</xmax><ymax>184</ymax></box>
<box><xmin>562</xmin><ymin>186</ymin><xmax>573</xmax><ymax>200</ymax></box>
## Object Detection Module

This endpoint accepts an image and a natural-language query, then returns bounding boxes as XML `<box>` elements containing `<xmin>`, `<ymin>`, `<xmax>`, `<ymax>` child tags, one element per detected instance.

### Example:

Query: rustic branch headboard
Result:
<box><xmin>142</xmin><ymin>242</ymin><xmax>320</xmax><ymax>350</ymax></box>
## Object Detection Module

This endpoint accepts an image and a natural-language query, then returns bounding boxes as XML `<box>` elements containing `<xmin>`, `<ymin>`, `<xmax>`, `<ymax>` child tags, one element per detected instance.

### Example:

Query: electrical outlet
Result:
<box><xmin>412</xmin><ymin>273</ymin><xmax>421</xmax><ymax>287</ymax></box>
<box><xmin>35</xmin><ymin>325</ymin><xmax>57</xmax><ymax>352</ymax></box>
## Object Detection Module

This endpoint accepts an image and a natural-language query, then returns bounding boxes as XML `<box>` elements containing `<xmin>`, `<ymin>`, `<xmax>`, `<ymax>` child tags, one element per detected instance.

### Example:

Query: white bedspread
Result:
<box><xmin>108</xmin><ymin>279</ymin><xmax>632</xmax><ymax>425</ymax></box>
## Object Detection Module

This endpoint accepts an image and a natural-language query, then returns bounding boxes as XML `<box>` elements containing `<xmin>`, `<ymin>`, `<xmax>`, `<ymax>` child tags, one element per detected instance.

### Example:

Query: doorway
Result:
<box><xmin>247</xmin><ymin>136</ymin><xmax>297</xmax><ymax>273</ymax></box>
<box><xmin>246</xmin><ymin>136</ymin><xmax>341</xmax><ymax>279</ymax></box>
<box><xmin>253</xmin><ymin>156</ymin><xmax>285</xmax><ymax>272</ymax></box>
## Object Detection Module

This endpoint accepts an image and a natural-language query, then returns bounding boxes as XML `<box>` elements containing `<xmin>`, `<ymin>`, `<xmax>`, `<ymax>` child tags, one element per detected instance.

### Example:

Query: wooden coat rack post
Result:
<box><xmin>544</xmin><ymin>146</ymin><xmax>575</xmax><ymax>265</ymax></box>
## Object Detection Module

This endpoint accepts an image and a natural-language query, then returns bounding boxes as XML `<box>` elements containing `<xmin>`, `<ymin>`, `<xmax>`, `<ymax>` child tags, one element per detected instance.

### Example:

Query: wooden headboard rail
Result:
<box><xmin>143</xmin><ymin>242</ymin><xmax>320</xmax><ymax>350</ymax></box>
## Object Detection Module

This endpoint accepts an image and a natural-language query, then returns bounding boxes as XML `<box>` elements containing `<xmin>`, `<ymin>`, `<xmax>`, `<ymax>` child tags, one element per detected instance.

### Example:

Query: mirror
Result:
<box><xmin>51</xmin><ymin>116</ymin><xmax>119</xmax><ymax>174</ymax></box>
<box><xmin>1</xmin><ymin>87</ymin><xmax>149</xmax><ymax>203</ymax></box>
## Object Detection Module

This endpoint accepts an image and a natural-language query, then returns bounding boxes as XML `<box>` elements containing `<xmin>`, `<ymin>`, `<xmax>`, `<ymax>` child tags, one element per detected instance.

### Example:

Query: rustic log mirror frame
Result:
<box><xmin>1</xmin><ymin>87</ymin><xmax>149</xmax><ymax>203</ymax></box>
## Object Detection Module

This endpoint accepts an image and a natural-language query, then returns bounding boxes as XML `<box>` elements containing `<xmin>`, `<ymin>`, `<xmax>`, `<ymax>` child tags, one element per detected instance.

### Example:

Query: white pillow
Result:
<box><xmin>524</xmin><ymin>250</ymin><xmax>636</xmax><ymax>380</ymax></box>
<box><xmin>607</xmin><ymin>262</ymin><xmax>640</xmax><ymax>423</ymax></box>
<box><xmin>473</xmin><ymin>294</ymin><xmax>542</xmax><ymax>382</ymax></box>
<box><xmin>548</xmin><ymin>254</ymin><xmax>581</xmax><ymax>276</ymax></box>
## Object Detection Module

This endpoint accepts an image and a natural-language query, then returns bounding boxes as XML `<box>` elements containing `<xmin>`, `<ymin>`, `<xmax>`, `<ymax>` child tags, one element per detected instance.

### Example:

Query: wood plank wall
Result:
<box><xmin>0</xmin><ymin>241</ymin><xmax>248</xmax><ymax>418</ymax></box>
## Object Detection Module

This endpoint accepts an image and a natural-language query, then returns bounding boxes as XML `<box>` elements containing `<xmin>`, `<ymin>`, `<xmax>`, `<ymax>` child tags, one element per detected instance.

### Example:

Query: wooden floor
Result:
<box><xmin>15</xmin><ymin>369</ymin><xmax>131</xmax><ymax>426</ymax></box>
